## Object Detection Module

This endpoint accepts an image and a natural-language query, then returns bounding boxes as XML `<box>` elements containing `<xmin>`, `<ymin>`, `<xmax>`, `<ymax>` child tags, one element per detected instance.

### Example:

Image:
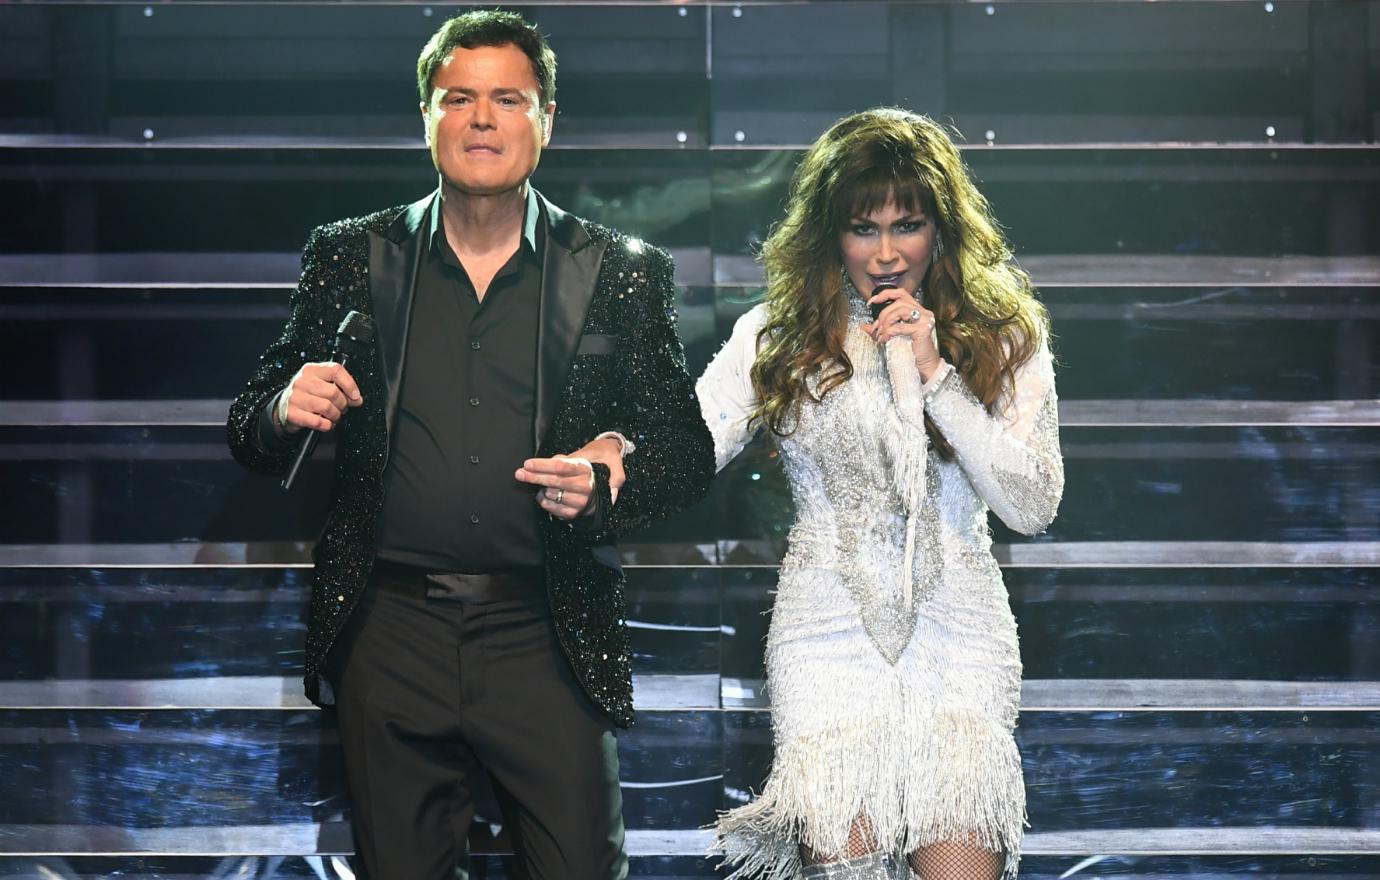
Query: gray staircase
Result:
<box><xmin>1</xmin><ymin>0</ymin><xmax>1377</xmax><ymax>877</ymax></box>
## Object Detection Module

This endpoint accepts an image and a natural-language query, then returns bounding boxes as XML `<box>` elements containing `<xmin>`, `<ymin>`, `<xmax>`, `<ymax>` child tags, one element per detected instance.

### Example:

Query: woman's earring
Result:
<box><xmin>933</xmin><ymin>234</ymin><xmax>945</xmax><ymax>261</ymax></box>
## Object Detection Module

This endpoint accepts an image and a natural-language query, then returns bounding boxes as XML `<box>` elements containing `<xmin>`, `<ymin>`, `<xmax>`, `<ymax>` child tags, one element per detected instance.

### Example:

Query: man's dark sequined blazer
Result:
<box><xmin>226</xmin><ymin>190</ymin><xmax>715</xmax><ymax>728</ymax></box>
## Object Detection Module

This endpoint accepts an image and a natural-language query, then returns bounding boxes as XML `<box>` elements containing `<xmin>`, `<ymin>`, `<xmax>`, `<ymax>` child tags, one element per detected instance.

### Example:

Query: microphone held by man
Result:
<box><xmin>279</xmin><ymin>310</ymin><xmax>375</xmax><ymax>490</ymax></box>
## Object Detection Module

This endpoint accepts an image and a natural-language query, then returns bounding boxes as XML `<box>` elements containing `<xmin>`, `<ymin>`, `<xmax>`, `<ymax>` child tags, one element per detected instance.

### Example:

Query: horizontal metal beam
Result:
<box><xmin>2</xmin><ymin>540</ymin><xmax>1377</xmax><ymax>569</ymax></box>
<box><xmin>1020</xmin><ymin>678</ymin><xmax>1380</xmax><ymax>711</ymax></box>
<box><xmin>713</xmin><ymin>254</ymin><xmax>1380</xmax><ymax>288</ymax></box>
<box><xmin>0</xmin><ymin>541</ymin><xmax>316</xmax><ymax>568</ymax></box>
<box><xmin>5</xmin><ymin>301</ymin><xmax>1379</xmax><ymax>324</ymax></box>
<box><xmin>4</xmin><ymin>133</ymin><xmax>1374</xmax><ymax>152</ymax></box>
<box><xmin>5</xmin><ymin>399</ymin><xmax>1376</xmax><ymax>428</ymax></box>
<box><xmin>0</xmin><ymin>400</ymin><xmax>236</xmax><ymax>426</ymax></box>
<box><xmin>5</xmin><ymin>438</ymin><xmax>1377</xmax><ymax>463</ymax></box>
<box><xmin>2</xmin><ymin>676</ymin><xmax>1376</xmax><ymax>713</ymax></box>
<box><xmin>719</xmin><ymin>678</ymin><xmax>1380</xmax><ymax>713</ymax></box>
<box><xmin>994</xmin><ymin>541</ymin><xmax>1380</xmax><ymax>568</ymax></box>
<box><xmin>2</xmin><ymin>824</ymin><xmax>1378</xmax><ymax>858</ymax></box>
<box><xmin>1</xmin><ymin>579</ymin><xmax>1374</xmax><ymax>606</ymax></box>
<box><xmin>0</xmin><ymin>541</ymin><xmax>717</xmax><ymax>568</ymax></box>
<box><xmin>1056</xmin><ymin>399</ymin><xmax>1380</xmax><ymax>427</ymax></box>
<box><xmin>0</xmin><ymin>673</ymin><xmax>719</xmax><ymax>712</ymax></box>
<box><xmin>1025</xmin><ymin>827</ymin><xmax>1380</xmax><ymax>857</ymax></box>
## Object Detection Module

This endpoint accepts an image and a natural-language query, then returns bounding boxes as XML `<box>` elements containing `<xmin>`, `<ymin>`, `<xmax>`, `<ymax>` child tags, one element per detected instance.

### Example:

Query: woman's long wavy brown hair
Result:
<box><xmin>750</xmin><ymin>107</ymin><xmax>1048</xmax><ymax>459</ymax></box>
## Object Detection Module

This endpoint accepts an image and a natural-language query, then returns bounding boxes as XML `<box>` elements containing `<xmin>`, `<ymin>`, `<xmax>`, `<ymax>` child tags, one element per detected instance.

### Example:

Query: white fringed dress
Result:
<box><xmin>697</xmin><ymin>296</ymin><xmax>1064</xmax><ymax>879</ymax></box>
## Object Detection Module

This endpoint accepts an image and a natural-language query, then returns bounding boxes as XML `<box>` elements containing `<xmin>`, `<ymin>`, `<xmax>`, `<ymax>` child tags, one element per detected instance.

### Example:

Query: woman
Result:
<box><xmin>699</xmin><ymin>108</ymin><xmax>1063</xmax><ymax>880</ymax></box>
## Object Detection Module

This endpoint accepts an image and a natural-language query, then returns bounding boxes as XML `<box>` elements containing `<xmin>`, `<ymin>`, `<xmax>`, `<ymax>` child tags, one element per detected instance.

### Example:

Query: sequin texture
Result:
<box><xmin>801</xmin><ymin>852</ymin><xmax>905</xmax><ymax>879</ymax></box>
<box><xmin>227</xmin><ymin>197</ymin><xmax>715</xmax><ymax>727</ymax></box>
<box><xmin>696</xmin><ymin>296</ymin><xmax>1063</xmax><ymax>879</ymax></box>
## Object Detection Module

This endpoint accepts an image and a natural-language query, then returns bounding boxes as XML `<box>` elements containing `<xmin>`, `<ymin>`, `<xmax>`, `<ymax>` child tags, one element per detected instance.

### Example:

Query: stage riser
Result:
<box><xmin>0</xmin><ymin>709</ymin><xmax>1375</xmax><ymax>838</ymax></box>
<box><xmin>2</xmin><ymin>568</ymin><xmax>1379</xmax><ymax>687</ymax></box>
<box><xmin>4</xmin><ymin>149</ymin><xmax>1376</xmax><ymax>256</ymax></box>
<box><xmin>4</xmin><ymin>2</ymin><xmax>1355</xmax><ymax>147</ymax></box>
<box><xmin>3</xmin><ymin>434</ymin><xmax>1376</xmax><ymax>545</ymax></box>
<box><xmin>3</xmin><ymin>286</ymin><xmax>1377</xmax><ymax>401</ymax></box>
<box><xmin>3</xmin><ymin>855</ymin><xmax>1380</xmax><ymax>879</ymax></box>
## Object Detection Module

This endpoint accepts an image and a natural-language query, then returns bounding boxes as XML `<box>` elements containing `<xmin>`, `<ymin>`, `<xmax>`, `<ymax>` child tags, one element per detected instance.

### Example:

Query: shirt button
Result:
<box><xmin>469</xmin><ymin>397</ymin><xmax>479</xmax><ymax>407</ymax></box>
<box><xmin>470</xmin><ymin>514</ymin><xmax>480</xmax><ymax>524</ymax></box>
<box><xmin>469</xmin><ymin>455</ymin><xmax>480</xmax><ymax>464</ymax></box>
<box><xmin>470</xmin><ymin>341</ymin><xmax>481</xmax><ymax>350</ymax></box>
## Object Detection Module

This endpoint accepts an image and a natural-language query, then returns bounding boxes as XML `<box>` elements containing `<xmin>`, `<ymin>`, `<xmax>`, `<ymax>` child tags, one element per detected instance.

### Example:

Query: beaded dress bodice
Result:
<box><xmin>699</xmin><ymin>295</ymin><xmax>1063</xmax><ymax>665</ymax></box>
<box><xmin>772</xmin><ymin>294</ymin><xmax>940</xmax><ymax>662</ymax></box>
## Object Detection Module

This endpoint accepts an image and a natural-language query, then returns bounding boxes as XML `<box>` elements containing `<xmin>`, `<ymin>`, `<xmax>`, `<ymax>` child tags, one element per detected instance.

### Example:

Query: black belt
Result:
<box><xmin>370</xmin><ymin>558</ymin><xmax>546</xmax><ymax>603</ymax></box>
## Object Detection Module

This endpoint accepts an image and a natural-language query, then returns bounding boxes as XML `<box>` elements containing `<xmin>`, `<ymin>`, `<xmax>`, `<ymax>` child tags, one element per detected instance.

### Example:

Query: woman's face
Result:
<box><xmin>838</xmin><ymin>199</ymin><xmax>937</xmax><ymax>300</ymax></box>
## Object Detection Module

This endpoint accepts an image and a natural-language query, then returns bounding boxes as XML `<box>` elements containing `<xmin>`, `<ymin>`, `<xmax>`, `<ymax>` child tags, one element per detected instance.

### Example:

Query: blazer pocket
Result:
<box><xmin>577</xmin><ymin>333</ymin><xmax>618</xmax><ymax>355</ymax></box>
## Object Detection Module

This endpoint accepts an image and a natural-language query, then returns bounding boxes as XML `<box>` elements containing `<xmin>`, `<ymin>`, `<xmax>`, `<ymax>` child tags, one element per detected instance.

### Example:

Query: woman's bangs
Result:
<box><xmin>834</xmin><ymin>169</ymin><xmax>933</xmax><ymax>227</ymax></box>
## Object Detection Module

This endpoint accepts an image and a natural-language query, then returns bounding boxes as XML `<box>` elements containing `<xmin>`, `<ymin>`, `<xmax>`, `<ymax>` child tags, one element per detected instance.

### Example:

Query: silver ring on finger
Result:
<box><xmin>554</xmin><ymin>488</ymin><xmax>564</xmax><ymax>505</ymax></box>
<box><xmin>908</xmin><ymin>308</ymin><xmax>921</xmax><ymax>322</ymax></box>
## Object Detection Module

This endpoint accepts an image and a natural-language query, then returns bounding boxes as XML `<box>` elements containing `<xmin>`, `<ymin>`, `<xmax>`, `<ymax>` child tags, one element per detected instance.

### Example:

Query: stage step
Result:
<box><xmin>4</xmin><ymin>564</ymin><xmax>1377</xmax><ymax>695</ymax></box>
<box><xmin>2</xmin><ymin>852</ymin><xmax>1380</xmax><ymax>879</ymax></box>
<box><xmin>2</xmin><ymin>542</ymin><xmax>1379</xmax><ymax>568</ymax></box>
<box><xmin>3</xmin><ymin>826</ymin><xmax>1380</xmax><ymax>859</ymax></box>
<box><xmin>0</xmin><ymin>708</ymin><xmax>1376</xmax><ymax>844</ymax></box>
<box><xmin>1</xmin><ymin>677</ymin><xmax>1377</xmax><ymax>713</ymax></box>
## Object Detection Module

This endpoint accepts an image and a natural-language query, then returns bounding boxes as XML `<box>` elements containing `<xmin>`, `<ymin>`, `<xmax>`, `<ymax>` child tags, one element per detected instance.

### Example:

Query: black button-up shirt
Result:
<box><xmin>374</xmin><ymin>192</ymin><xmax>546</xmax><ymax>573</ymax></box>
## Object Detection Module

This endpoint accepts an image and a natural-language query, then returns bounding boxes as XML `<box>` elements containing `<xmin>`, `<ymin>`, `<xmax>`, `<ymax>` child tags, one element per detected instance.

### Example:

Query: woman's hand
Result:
<box><xmin>863</xmin><ymin>287</ymin><xmax>943</xmax><ymax>382</ymax></box>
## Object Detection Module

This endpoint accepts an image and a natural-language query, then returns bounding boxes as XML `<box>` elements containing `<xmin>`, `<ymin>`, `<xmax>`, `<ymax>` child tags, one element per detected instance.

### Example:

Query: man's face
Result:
<box><xmin>421</xmin><ymin>43</ymin><xmax>555</xmax><ymax>196</ymax></box>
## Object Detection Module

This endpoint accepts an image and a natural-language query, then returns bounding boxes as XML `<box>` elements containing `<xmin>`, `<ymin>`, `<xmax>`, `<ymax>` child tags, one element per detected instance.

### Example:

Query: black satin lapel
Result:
<box><xmin>535</xmin><ymin>236</ymin><xmax>609</xmax><ymax>452</ymax></box>
<box><xmin>368</xmin><ymin>228</ymin><xmax>425</xmax><ymax>439</ymax></box>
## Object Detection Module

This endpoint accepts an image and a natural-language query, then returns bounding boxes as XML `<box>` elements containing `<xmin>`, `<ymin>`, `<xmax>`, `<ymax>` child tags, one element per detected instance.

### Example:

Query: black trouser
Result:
<box><xmin>327</xmin><ymin>560</ymin><xmax>629</xmax><ymax>880</ymax></box>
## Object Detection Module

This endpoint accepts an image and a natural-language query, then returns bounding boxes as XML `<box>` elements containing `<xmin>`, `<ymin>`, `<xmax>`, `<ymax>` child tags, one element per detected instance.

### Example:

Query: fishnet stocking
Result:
<box><xmin>798</xmin><ymin>818</ymin><xmax>1005</xmax><ymax>879</ymax></box>
<box><xmin>801</xmin><ymin>814</ymin><xmax>878</xmax><ymax>865</ymax></box>
<box><xmin>906</xmin><ymin>838</ymin><xmax>1005</xmax><ymax>880</ymax></box>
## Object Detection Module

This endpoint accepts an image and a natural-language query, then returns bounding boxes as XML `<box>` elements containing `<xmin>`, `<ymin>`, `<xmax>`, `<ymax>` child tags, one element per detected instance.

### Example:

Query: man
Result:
<box><xmin>226</xmin><ymin>10</ymin><xmax>715</xmax><ymax>879</ymax></box>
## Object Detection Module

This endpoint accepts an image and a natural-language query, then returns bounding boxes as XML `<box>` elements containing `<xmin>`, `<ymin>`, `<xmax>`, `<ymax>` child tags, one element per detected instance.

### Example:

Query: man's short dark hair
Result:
<box><xmin>417</xmin><ymin>9</ymin><xmax>557</xmax><ymax>106</ymax></box>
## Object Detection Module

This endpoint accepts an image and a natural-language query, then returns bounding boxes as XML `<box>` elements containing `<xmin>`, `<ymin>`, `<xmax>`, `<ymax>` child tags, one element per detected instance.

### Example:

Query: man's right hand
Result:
<box><xmin>277</xmin><ymin>362</ymin><xmax>363</xmax><ymax>434</ymax></box>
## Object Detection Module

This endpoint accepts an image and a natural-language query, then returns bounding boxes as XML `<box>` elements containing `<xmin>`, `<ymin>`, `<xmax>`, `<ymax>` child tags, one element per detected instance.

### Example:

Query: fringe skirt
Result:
<box><xmin>711</xmin><ymin>559</ymin><xmax>1026</xmax><ymax>880</ymax></box>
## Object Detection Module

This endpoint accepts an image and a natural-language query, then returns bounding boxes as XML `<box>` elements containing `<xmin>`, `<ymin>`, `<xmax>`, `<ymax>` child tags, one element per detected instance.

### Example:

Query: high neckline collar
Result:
<box><xmin>840</xmin><ymin>270</ymin><xmax>872</xmax><ymax>324</ymax></box>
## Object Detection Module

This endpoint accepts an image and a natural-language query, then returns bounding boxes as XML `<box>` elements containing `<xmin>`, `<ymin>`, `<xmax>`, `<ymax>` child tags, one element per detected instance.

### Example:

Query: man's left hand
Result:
<box><xmin>515</xmin><ymin>436</ymin><xmax>625</xmax><ymax>521</ymax></box>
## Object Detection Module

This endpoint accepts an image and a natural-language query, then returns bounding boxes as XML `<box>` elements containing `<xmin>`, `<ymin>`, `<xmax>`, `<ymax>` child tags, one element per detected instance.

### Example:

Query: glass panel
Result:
<box><xmin>711</xmin><ymin>2</ymin><xmax>1316</xmax><ymax>146</ymax></box>
<box><xmin>0</xmin><ymin>148</ymin><xmax>712</xmax><ymax>254</ymax></box>
<box><xmin>724</xmin><ymin>710</ymin><xmax>1380</xmax><ymax>831</ymax></box>
<box><xmin>0</xmin><ymin>708</ymin><xmax>720</xmax><ymax>832</ymax></box>
<box><xmin>721</xmin><ymin>566</ymin><xmax>1380</xmax><ymax>685</ymax></box>
<box><xmin>101</xmin><ymin>6</ymin><xmax>707</xmax><ymax>145</ymax></box>
<box><xmin>709</xmin><ymin>148</ymin><xmax>1380</xmax><ymax>260</ymax></box>
<box><xmin>0</xmin><ymin>567</ymin><xmax>721</xmax><ymax>689</ymax></box>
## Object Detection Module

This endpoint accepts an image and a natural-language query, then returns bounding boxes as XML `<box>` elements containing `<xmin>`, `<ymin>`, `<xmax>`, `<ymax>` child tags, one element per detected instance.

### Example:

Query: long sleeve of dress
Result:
<box><xmin>922</xmin><ymin>337</ymin><xmax>1064</xmax><ymax>536</ymax></box>
<box><xmin>695</xmin><ymin>304</ymin><xmax>767</xmax><ymax>473</ymax></box>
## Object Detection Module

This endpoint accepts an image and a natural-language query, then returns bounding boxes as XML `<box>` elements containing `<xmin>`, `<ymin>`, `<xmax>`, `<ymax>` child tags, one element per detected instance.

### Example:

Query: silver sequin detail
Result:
<box><xmin>801</xmin><ymin>852</ymin><xmax>904</xmax><ymax>880</ymax></box>
<box><xmin>992</xmin><ymin>388</ymin><xmax>1062</xmax><ymax>535</ymax></box>
<box><xmin>924</xmin><ymin>345</ymin><xmax>1064</xmax><ymax>537</ymax></box>
<box><xmin>773</xmin><ymin>294</ymin><xmax>936</xmax><ymax>663</ymax></box>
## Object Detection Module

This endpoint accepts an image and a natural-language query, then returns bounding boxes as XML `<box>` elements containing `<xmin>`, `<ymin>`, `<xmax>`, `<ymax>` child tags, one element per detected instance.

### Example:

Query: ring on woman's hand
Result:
<box><xmin>554</xmin><ymin>488</ymin><xmax>564</xmax><ymax>505</ymax></box>
<box><xmin>908</xmin><ymin>308</ymin><xmax>921</xmax><ymax>322</ymax></box>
